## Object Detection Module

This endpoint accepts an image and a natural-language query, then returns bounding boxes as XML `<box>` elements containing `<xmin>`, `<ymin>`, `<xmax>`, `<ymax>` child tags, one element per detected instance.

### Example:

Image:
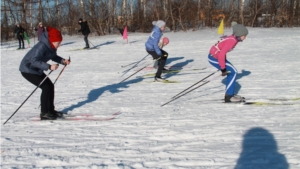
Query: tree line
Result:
<box><xmin>1</xmin><ymin>0</ymin><xmax>300</xmax><ymax>41</ymax></box>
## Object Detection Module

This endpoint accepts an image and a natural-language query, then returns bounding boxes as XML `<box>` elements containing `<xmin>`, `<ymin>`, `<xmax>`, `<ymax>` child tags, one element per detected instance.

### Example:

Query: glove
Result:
<box><xmin>78</xmin><ymin>30</ymin><xmax>81</xmax><ymax>32</ymax></box>
<box><xmin>221</xmin><ymin>68</ymin><xmax>228</xmax><ymax>76</ymax></box>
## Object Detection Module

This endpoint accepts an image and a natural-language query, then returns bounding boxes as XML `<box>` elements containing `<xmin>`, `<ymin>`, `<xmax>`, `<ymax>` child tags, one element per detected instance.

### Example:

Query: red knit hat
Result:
<box><xmin>47</xmin><ymin>27</ymin><xmax>62</xmax><ymax>48</ymax></box>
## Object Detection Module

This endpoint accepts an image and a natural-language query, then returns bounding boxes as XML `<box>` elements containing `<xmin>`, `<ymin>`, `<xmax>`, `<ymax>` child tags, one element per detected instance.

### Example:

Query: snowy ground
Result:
<box><xmin>1</xmin><ymin>27</ymin><xmax>300</xmax><ymax>169</ymax></box>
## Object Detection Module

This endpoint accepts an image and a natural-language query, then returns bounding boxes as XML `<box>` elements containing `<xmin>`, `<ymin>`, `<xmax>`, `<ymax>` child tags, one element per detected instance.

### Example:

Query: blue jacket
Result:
<box><xmin>145</xmin><ymin>26</ymin><xmax>162</xmax><ymax>56</ymax></box>
<box><xmin>19</xmin><ymin>29</ymin><xmax>64</xmax><ymax>75</ymax></box>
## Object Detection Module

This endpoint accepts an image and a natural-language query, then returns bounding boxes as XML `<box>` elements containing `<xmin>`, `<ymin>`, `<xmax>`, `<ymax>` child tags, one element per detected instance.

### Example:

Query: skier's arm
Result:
<box><xmin>153</xmin><ymin>31</ymin><xmax>162</xmax><ymax>56</ymax></box>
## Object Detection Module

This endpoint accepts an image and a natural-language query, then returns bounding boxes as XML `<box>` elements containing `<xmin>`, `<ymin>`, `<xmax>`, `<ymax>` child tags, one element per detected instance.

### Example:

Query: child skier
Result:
<box><xmin>208</xmin><ymin>22</ymin><xmax>248</xmax><ymax>103</ymax></box>
<box><xmin>19</xmin><ymin>26</ymin><xmax>71</xmax><ymax>120</ymax></box>
<box><xmin>145</xmin><ymin>20</ymin><xmax>169</xmax><ymax>81</ymax></box>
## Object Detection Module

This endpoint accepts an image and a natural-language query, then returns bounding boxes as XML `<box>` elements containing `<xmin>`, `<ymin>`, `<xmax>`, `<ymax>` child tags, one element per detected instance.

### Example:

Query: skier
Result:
<box><xmin>34</xmin><ymin>22</ymin><xmax>45</xmax><ymax>41</ymax></box>
<box><xmin>19</xmin><ymin>26</ymin><xmax>71</xmax><ymax>120</ymax></box>
<box><xmin>208</xmin><ymin>22</ymin><xmax>248</xmax><ymax>103</ymax></box>
<box><xmin>145</xmin><ymin>20</ymin><xmax>169</xmax><ymax>81</ymax></box>
<box><xmin>14</xmin><ymin>23</ymin><xmax>25</xmax><ymax>49</ymax></box>
<box><xmin>78</xmin><ymin>18</ymin><xmax>91</xmax><ymax>49</ymax></box>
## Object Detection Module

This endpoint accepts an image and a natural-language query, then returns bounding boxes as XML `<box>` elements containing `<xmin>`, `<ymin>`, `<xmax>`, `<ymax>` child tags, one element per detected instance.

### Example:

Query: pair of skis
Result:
<box><xmin>30</xmin><ymin>112</ymin><xmax>121</xmax><ymax>122</ymax></box>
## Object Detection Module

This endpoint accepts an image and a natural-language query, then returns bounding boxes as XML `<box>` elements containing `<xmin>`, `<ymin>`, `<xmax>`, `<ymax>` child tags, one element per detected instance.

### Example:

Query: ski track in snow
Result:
<box><xmin>1</xmin><ymin>28</ymin><xmax>300</xmax><ymax>168</ymax></box>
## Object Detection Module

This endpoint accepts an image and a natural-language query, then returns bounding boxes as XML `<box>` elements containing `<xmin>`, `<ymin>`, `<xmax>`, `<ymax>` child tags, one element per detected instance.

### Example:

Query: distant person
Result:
<box><xmin>208</xmin><ymin>22</ymin><xmax>248</xmax><ymax>103</ymax></box>
<box><xmin>14</xmin><ymin>23</ymin><xmax>25</xmax><ymax>49</ymax></box>
<box><xmin>119</xmin><ymin>28</ymin><xmax>124</xmax><ymax>36</ymax></box>
<box><xmin>78</xmin><ymin>18</ymin><xmax>91</xmax><ymax>49</ymax></box>
<box><xmin>145</xmin><ymin>20</ymin><xmax>169</xmax><ymax>82</ymax></box>
<box><xmin>35</xmin><ymin>22</ymin><xmax>45</xmax><ymax>41</ymax></box>
<box><xmin>19</xmin><ymin>26</ymin><xmax>71</xmax><ymax>120</ymax></box>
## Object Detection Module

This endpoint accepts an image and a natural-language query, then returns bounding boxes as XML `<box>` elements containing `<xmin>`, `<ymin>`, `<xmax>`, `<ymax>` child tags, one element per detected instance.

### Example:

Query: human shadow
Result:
<box><xmin>165</xmin><ymin>56</ymin><xmax>185</xmax><ymax>66</ymax></box>
<box><xmin>61</xmin><ymin>77</ymin><xmax>143</xmax><ymax>113</ymax></box>
<box><xmin>92</xmin><ymin>41</ymin><xmax>115</xmax><ymax>48</ymax></box>
<box><xmin>234</xmin><ymin>127</ymin><xmax>289</xmax><ymax>169</ymax></box>
<box><xmin>221</xmin><ymin>69</ymin><xmax>251</xmax><ymax>94</ymax></box>
<box><xmin>60</xmin><ymin>42</ymin><xmax>75</xmax><ymax>46</ymax></box>
<box><xmin>164</xmin><ymin>59</ymin><xmax>195</xmax><ymax>79</ymax></box>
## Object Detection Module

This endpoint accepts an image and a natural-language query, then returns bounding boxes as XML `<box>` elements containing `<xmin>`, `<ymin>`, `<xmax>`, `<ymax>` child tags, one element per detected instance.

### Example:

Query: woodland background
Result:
<box><xmin>1</xmin><ymin>0</ymin><xmax>300</xmax><ymax>41</ymax></box>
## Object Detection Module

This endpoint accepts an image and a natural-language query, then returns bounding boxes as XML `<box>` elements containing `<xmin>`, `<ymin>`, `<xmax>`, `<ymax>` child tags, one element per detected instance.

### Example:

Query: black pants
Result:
<box><xmin>21</xmin><ymin>72</ymin><xmax>55</xmax><ymax>113</ymax></box>
<box><xmin>84</xmin><ymin>34</ymin><xmax>89</xmax><ymax>47</ymax></box>
<box><xmin>18</xmin><ymin>36</ymin><xmax>24</xmax><ymax>48</ymax></box>
<box><xmin>146</xmin><ymin>49</ymin><xmax>168</xmax><ymax>77</ymax></box>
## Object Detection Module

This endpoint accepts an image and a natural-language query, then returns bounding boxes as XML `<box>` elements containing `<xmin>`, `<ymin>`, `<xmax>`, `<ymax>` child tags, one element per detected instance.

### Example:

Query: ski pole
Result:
<box><xmin>121</xmin><ymin>61</ymin><xmax>139</xmax><ymax>68</ymax></box>
<box><xmin>3</xmin><ymin>70</ymin><xmax>54</xmax><ymax>125</ymax></box>
<box><xmin>120</xmin><ymin>56</ymin><xmax>161</xmax><ymax>83</ymax></box>
<box><xmin>121</xmin><ymin>54</ymin><xmax>149</xmax><ymax>77</ymax></box>
<box><xmin>88</xmin><ymin>40</ymin><xmax>98</xmax><ymax>49</ymax></box>
<box><xmin>171</xmin><ymin>70</ymin><xmax>219</xmax><ymax>99</ymax></box>
<box><xmin>119</xmin><ymin>64</ymin><xmax>149</xmax><ymax>84</ymax></box>
<box><xmin>53</xmin><ymin>56</ymin><xmax>70</xmax><ymax>84</ymax></box>
<box><xmin>161</xmin><ymin>74</ymin><xmax>222</xmax><ymax>107</ymax></box>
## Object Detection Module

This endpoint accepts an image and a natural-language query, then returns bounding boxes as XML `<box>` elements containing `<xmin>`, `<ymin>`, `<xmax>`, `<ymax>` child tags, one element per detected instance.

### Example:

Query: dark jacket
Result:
<box><xmin>78</xmin><ymin>21</ymin><xmax>91</xmax><ymax>35</ymax></box>
<box><xmin>19</xmin><ymin>28</ymin><xmax>64</xmax><ymax>75</ymax></box>
<box><xmin>14</xmin><ymin>25</ymin><xmax>25</xmax><ymax>39</ymax></box>
<box><xmin>35</xmin><ymin>26</ymin><xmax>45</xmax><ymax>40</ymax></box>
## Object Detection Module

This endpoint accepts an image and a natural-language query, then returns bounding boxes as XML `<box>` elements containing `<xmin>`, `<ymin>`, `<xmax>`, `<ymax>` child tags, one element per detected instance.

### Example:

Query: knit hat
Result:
<box><xmin>47</xmin><ymin>27</ymin><xmax>62</xmax><ymax>48</ymax></box>
<box><xmin>152</xmin><ymin>20</ymin><xmax>166</xmax><ymax>28</ymax></box>
<box><xmin>79</xmin><ymin>18</ymin><xmax>83</xmax><ymax>21</ymax></box>
<box><xmin>231</xmin><ymin>21</ymin><xmax>237</xmax><ymax>27</ymax></box>
<box><xmin>16</xmin><ymin>22</ymin><xmax>19</xmax><ymax>25</ymax></box>
<box><xmin>39</xmin><ymin>22</ymin><xmax>43</xmax><ymax>25</ymax></box>
<box><xmin>232</xmin><ymin>22</ymin><xmax>248</xmax><ymax>37</ymax></box>
<box><xmin>163</xmin><ymin>37</ymin><xmax>169</xmax><ymax>44</ymax></box>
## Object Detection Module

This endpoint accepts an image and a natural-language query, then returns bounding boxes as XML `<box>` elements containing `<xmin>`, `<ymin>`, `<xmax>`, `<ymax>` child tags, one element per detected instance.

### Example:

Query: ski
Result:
<box><xmin>153</xmin><ymin>79</ymin><xmax>179</xmax><ymax>83</ymax></box>
<box><xmin>243</xmin><ymin>102</ymin><xmax>296</xmax><ymax>106</ymax></box>
<box><xmin>143</xmin><ymin>67</ymin><xmax>207</xmax><ymax>77</ymax></box>
<box><xmin>30</xmin><ymin>112</ymin><xmax>120</xmax><ymax>121</ymax></box>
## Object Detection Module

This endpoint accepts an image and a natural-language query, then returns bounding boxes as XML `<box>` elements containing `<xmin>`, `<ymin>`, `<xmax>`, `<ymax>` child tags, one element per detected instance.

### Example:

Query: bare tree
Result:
<box><xmin>78</xmin><ymin>0</ymin><xmax>86</xmax><ymax>20</ymax></box>
<box><xmin>239</xmin><ymin>0</ymin><xmax>245</xmax><ymax>24</ymax></box>
<box><xmin>168</xmin><ymin>0</ymin><xmax>176</xmax><ymax>32</ymax></box>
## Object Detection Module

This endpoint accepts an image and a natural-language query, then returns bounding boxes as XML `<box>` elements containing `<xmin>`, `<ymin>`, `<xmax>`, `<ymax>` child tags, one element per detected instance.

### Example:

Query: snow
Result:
<box><xmin>1</xmin><ymin>27</ymin><xmax>300</xmax><ymax>169</ymax></box>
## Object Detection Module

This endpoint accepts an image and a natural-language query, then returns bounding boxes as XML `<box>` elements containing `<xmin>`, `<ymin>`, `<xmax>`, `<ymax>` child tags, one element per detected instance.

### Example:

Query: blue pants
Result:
<box><xmin>208</xmin><ymin>54</ymin><xmax>237</xmax><ymax>96</ymax></box>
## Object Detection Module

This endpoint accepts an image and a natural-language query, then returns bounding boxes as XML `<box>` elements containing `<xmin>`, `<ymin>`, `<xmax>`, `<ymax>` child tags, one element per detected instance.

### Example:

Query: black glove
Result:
<box><xmin>221</xmin><ymin>68</ymin><xmax>228</xmax><ymax>76</ymax></box>
<box><xmin>78</xmin><ymin>30</ymin><xmax>81</xmax><ymax>32</ymax></box>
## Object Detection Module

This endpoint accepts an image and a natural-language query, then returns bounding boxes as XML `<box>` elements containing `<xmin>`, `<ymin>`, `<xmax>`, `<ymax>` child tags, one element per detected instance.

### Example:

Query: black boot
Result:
<box><xmin>52</xmin><ymin>110</ymin><xmax>64</xmax><ymax>118</ymax></box>
<box><xmin>40</xmin><ymin>112</ymin><xmax>57</xmax><ymax>120</ymax></box>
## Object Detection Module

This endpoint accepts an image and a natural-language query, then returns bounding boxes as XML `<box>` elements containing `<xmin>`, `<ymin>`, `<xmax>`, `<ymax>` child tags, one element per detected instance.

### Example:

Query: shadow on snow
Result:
<box><xmin>234</xmin><ymin>127</ymin><xmax>289</xmax><ymax>169</ymax></box>
<box><xmin>61</xmin><ymin>77</ymin><xmax>143</xmax><ymax>113</ymax></box>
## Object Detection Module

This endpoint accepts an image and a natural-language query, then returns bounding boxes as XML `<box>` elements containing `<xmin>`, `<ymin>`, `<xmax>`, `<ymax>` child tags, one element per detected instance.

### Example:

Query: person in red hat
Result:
<box><xmin>19</xmin><ymin>26</ymin><xmax>71</xmax><ymax>120</ymax></box>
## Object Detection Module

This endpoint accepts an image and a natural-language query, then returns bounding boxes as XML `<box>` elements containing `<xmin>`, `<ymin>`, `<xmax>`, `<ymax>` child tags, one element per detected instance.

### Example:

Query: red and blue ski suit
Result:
<box><xmin>208</xmin><ymin>35</ymin><xmax>240</xmax><ymax>96</ymax></box>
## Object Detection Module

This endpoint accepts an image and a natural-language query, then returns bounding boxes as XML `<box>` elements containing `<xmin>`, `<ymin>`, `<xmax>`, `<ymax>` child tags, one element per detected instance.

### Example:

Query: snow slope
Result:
<box><xmin>1</xmin><ymin>27</ymin><xmax>300</xmax><ymax>169</ymax></box>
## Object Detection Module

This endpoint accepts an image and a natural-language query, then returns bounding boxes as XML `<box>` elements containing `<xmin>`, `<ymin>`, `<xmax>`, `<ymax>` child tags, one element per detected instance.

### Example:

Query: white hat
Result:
<box><xmin>152</xmin><ymin>20</ymin><xmax>166</xmax><ymax>28</ymax></box>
